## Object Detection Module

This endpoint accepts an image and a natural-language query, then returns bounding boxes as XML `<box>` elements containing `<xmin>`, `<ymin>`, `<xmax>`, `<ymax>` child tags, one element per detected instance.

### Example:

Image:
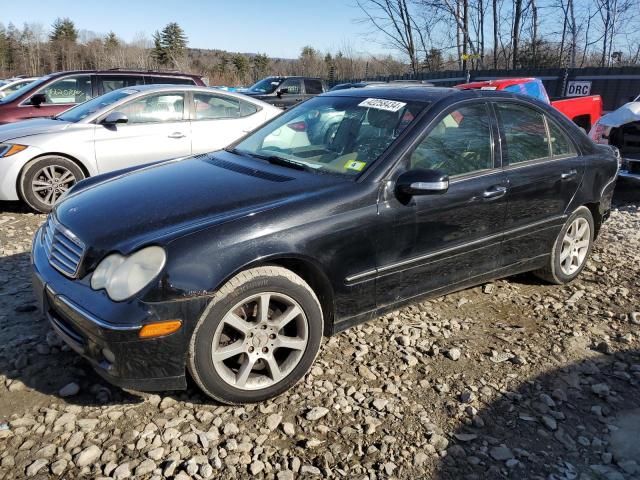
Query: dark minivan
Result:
<box><xmin>32</xmin><ymin>87</ymin><xmax>618</xmax><ymax>404</ymax></box>
<box><xmin>242</xmin><ymin>76</ymin><xmax>328</xmax><ymax>108</ymax></box>
<box><xmin>0</xmin><ymin>70</ymin><xmax>206</xmax><ymax>124</ymax></box>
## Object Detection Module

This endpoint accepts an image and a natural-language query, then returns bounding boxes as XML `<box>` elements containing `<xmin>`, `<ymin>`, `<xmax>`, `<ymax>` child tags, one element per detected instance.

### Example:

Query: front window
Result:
<box><xmin>36</xmin><ymin>75</ymin><xmax>93</xmax><ymax>105</ymax></box>
<box><xmin>232</xmin><ymin>95</ymin><xmax>426</xmax><ymax>177</ymax></box>
<box><xmin>117</xmin><ymin>93</ymin><xmax>185</xmax><ymax>123</ymax></box>
<box><xmin>247</xmin><ymin>77</ymin><xmax>283</xmax><ymax>94</ymax></box>
<box><xmin>410</xmin><ymin>103</ymin><xmax>493</xmax><ymax>176</ymax></box>
<box><xmin>56</xmin><ymin>89</ymin><xmax>136</xmax><ymax>122</ymax></box>
<box><xmin>0</xmin><ymin>79</ymin><xmax>33</xmax><ymax>97</ymax></box>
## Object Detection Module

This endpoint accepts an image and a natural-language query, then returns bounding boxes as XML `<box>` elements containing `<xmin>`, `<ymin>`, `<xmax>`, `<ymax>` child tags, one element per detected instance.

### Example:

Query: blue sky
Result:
<box><xmin>2</xmin><ymin>0</ymin><xmax>382</xmax><ymax>58</ymax></box>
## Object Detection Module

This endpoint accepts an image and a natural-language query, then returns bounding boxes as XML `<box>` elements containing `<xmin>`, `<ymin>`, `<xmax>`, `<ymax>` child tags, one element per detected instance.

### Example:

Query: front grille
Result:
<box><xmin>42</xmin><ymin>216</ymin><xmax>85</xmax><ymax>278</ymax></box>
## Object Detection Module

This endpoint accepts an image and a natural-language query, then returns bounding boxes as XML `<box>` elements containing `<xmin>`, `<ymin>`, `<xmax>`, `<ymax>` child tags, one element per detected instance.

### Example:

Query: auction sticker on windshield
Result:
<box><xmin>358</xmin><ymin>98</ymin><xmax>407</xmax><ymax>112</ymax></box>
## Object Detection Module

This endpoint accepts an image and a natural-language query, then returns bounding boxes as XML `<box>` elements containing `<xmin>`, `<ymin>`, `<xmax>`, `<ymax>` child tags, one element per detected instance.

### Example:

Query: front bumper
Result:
<box><xmin>31</xmin><ymin>225</ymin><xmax>208</xmax><ymax>392</ymax></box>
<box><xmin>0</xmin><ymin>146</ymin><xmax>42</xmax><ymax>201</ymax></box>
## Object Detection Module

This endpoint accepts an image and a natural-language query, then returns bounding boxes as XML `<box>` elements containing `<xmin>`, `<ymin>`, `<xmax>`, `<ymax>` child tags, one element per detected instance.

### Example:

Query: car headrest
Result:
<box><xmin>367</xmin><ymin>108</ymin><xmax>400</xmax><ymax>129</ymax></box>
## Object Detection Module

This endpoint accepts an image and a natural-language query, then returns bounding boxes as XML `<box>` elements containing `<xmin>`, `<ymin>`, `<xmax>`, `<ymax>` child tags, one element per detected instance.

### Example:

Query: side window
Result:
<box><xmin>410</xmin><ymin>103</ymin><xmax>493</xmax><ymax>177</ymax></box>
<box><xmin>547</xmin><ymin>118</ymin><xmax>577</xmax><ymax>157</ymax></box>
<box><xmin>99</xmin><ymin>75</ymin><xmax>144</xmax><ymax>93</ymax></box>
<box><xmin>193</xmin><ymin>93</ymin><xmax>257</xmax><ymax>119</ymax></box>
<box><xmin>279</xmin><ymin>79</ymin><xmax>302</xmax><ymax>94</ymax></box>
<box><xmin>304</xmin><ymin>79</ymin><xmax>323</xmax><ymax>94</ymax></box>
<box><xmin>118</xmin><ymin>93</ymin><xmax>185</xmax><ymax>124</ymax></box>
<box><xmin>496</xmin><ymin>103</ymin><xmax>550</xmax><ymax>164</ymax></box>
<box><xmin>37</xmin><ymin>75</ymin><xmax>93</xmax><ymax>104</ymax></box>
<box><xmin>145</xmin><ymin>76</ymin><xmax>195</xmax><ymax>85</ymax></box>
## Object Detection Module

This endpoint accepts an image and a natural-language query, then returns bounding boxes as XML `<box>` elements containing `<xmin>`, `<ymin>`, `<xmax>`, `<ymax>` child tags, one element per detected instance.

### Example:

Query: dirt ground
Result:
<box><xmin>0</xmin><ymin>184</ymin><xmax>638</xmax><ymax>480</ymax></box>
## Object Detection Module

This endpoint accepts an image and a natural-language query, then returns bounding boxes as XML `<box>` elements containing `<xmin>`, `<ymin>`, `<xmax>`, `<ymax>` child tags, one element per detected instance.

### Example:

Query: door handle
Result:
<box><xmin>482</xmin><ymin>186</ymin><xmax>507</xmax><ymax>199</ymax></box>
<box><xmin>168</xmin><ymin>132</ymin><xmax>186</xmax><ymax>139</ymax></box>
<box><xmin>561</xmin><ymin>169</ymin><xmax>577</xmax><ymax>180</ymax></box>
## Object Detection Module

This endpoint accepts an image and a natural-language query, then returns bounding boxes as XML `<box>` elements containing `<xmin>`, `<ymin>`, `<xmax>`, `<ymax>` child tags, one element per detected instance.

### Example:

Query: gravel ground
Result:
<box><xmin>0</xmin><ymin>184</ymin><xmax>639</xmax><ymax>480</ymax></box>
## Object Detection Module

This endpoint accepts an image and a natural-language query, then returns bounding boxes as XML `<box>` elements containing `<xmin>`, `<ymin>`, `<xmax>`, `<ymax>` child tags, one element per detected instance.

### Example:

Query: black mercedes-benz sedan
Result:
<box><xmin>31</xmin><ymin>86</ymin><xmax>618</xmax><ymax>404</ymax></box>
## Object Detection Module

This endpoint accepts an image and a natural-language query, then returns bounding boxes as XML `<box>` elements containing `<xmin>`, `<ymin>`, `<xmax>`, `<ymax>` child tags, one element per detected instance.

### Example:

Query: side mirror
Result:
<box><xmin>277</xmin><ymin>88</ymin><xmax>289</xmax><ymax>98</ymax></box>
<box><xmin>102</xmin><ymin>111</ymin><xmax>128</xmax><ymax>125</ymax></box>
<box><xmin>29</xmin><ymin>93</ymin><xmax>47</xmax><ymax>107</ymax></box>
<box><xmin>396</xmin><ymin>169</ymin><xmax>449</xmax><ymax>196</ymax></box>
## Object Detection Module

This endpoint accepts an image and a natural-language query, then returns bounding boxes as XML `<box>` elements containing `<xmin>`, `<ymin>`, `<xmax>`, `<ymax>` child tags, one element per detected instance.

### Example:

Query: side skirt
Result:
<box><xmin>330</xmin><ymin>253</ymin><xmax>549</xmax><ymax>335</ymax></box>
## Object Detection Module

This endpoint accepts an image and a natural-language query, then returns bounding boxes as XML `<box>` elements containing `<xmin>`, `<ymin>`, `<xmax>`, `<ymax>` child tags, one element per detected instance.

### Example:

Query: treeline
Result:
<box><xmin>0</xmin><ymin>18</ymin><xmax>407</xmax><ymax>85</ymax></box>
<box><xmin>355</xmin><ymin>0</ymin><xmax>640</xmax><ymax>74</ymax></box>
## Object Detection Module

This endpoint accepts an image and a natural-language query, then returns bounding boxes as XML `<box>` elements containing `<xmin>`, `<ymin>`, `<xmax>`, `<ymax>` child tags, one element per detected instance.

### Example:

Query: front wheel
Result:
<box><xmin>188</xmin><ymin>267</ymin><xmax>323</xmax><ymax>404</ymax></box>
<box><xmin>534</xmin><ymin>206</ymin><xmax>594</xmax><ymax>284</ymax></box>
<box><xmin>19</xmin><ymin>156</ymin><xmax>85</xmax><ymax>213</ymax></box>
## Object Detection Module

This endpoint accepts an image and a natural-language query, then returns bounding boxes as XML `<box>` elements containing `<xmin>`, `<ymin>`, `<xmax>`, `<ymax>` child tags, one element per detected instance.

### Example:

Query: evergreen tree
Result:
<box><xmin>104</xmin><ymin>31</ymin><xmax>119</xmax><ymax>50</ymax></box>
<box><xmin>160</xmin><ymin>22</ymin><xmax>187</xmax><ymax>62</ymax></box>
<box><xmin>252</xmin><ymin>53</ymin><xmax>269</xmax><ymax>80</ymax></box>
<box><xmin>152</xmin><ymin>30</ymin><xmax>167</xmax><ymax>65</ymax></box>
<box><xmin>49</xmin><ymin>18</ymin><xmax>77</xmax><ymax>43</ymax></box>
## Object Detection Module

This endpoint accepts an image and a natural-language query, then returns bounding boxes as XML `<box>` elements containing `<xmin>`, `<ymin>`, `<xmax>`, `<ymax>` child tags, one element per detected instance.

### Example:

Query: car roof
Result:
<box><xmin>456</xmin><ymin>77</ymin><xmax>537</xmax><ymax>90</ymax></box>
<box><xmin>44</xmin><ymin>69</ymin><xmax>201</xmax><ymax>78</ymax></box>
<box><xmin>323</xmin><ymin>86</ymin><xmax>460</xmax><ymax>102</ymax></box>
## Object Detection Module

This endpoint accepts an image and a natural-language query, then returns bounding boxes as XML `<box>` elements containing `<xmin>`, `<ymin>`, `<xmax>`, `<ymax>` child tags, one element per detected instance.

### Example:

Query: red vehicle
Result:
<box><xmin>455</xmin><ymin>77</ymin><xmax>602</xmax><ymax>132</ymax></box>
<box><xmin>0</xmin><ymin>70</ymin><xmax>206</xmax><ymax>125</ymax></box>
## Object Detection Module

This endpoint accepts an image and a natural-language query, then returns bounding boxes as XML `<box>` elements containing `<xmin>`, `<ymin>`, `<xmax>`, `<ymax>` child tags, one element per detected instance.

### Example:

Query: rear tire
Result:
<box><xmin>534</xmin><ymin>206</ymin><xmax>594</xmax><ymax>284</ymax></box>
<box><xmin>188</xmin><ymin>266</ymin><xmax>323</xmax><ymax>404</ymax></box>
<box><xmin>19</xmin><ymin>155</ymin><xmax>85</xmax><ymax>213</ymax></box>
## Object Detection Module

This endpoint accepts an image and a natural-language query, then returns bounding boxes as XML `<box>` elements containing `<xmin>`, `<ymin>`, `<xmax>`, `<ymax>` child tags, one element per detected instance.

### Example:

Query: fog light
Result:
<box><xmin>102</xmin><ymin>347</ymin><xmax>116</xmax><ymax>363</ymax></box>
<box><xmin>139</xmin><ymin>320</ymin><xmax>182</xmax><ymax>338</ymax></box>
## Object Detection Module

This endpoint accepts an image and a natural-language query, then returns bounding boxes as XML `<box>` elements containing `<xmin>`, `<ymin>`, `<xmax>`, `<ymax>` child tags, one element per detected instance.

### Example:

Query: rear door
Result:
<box><xmin>189</xmin><ymin>91</ymin><xmax>264</xmax><ymax>154</ymax></box>
<box><xmin>93</xmin><ymin>91</ymin><xmax>191</xmax><ymax>172</ymax></box>
<box><xmin>494</xmin><ymin>101</ymin><xmax>584</xmax><ymax>267</ymax></box>
<box><xmin>374</xmin><ymin>101</ymin><xmax>508</xmax><ymax>307</ymax></box>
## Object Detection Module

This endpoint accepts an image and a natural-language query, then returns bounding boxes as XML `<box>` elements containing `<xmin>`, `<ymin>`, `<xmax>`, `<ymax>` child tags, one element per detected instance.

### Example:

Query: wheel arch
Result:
<box><xmin>221</xmin><ymin>254</ymin><xmax>336</xmax><ymax>336</ymax></box>
<box><xmin>16</xmin><ymin>151</ymin><xmax>91</xmax><ymax>200</ymax></box>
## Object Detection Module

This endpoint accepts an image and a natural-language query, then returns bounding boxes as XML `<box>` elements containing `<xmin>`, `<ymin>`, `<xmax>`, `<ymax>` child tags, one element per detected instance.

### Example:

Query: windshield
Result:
<box><xmin>56</xmin><ymin>89</ymin><xmax>137</xmax><ymax>122</ymax></box>
<box><xmin>247</xmin><ymin>77</ymin><xmax>283</xmax><ymax>94</ymax></box>
<box><xmin>0</xmin><ymin>75</ymin><xmax>50</xmax><ymax>104</ymax></box>
<box><xmin>232</xmin><ymin>95</ymin><xmax>426</xmax><ymax>178</ymax></box>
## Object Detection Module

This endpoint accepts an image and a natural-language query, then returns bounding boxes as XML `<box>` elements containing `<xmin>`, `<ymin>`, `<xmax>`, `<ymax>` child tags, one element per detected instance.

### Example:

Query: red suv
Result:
<box><xmin>0</xmin><ymin>70</ymin><xmax>206</xmax><ymax>124</ymax></box>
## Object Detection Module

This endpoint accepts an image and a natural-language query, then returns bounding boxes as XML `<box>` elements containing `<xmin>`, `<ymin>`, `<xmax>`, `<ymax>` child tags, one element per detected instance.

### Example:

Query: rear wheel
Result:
<box><xmin>188</xmin><ymin>266</ymin><xmax>323</xmax><ymax>404</ymax></box>
<box><xmin>19</xmin><ymin>155</ymin><xmax>84</xmax><ymax>213</ymax></box>
<box><xmin>534</xmin><ymin>206</ymin><xmax>594</xmax><ymax>284</ymax></box>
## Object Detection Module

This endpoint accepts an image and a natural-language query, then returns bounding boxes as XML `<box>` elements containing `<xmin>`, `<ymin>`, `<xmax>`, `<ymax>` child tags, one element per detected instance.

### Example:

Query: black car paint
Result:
<box><xmin>31</xmin><ymin>87</ymin><xmax>618</xmax><ymax>391</ymax></box>
<box><xmin>243</xmin><ymin>76</ymin><xmax>328</xmax><ymax>109</ymax></box>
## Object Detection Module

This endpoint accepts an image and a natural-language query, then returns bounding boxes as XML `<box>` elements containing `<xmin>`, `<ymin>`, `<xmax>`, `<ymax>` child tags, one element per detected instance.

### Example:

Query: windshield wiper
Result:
<box><xmin>227</xmin><ymin>148</ymin><xmax>310</xmax><ymax>172</ymax></box>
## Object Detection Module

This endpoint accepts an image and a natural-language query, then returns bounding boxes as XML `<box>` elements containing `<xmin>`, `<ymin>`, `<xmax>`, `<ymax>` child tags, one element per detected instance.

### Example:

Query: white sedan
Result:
<box><xmin>0</xmin><ymin>77</ymin><xmax>39</xmax><ymax>98</ymax></box>
<box><xmin>0</xmin><ymin>85</ymin><xmax>281</xmax><ymax>212</ymax></box>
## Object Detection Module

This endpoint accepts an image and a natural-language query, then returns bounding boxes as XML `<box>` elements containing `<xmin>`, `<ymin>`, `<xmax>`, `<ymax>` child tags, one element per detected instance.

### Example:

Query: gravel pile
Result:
<box><xmin>0</xmin><ymin>187</ymin><xmax>638</xmax><ymax>480</ymax></box>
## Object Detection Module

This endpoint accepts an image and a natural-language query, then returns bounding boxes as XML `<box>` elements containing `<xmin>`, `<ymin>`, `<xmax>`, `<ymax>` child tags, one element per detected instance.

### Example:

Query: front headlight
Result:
<box><xmin>90</xmin><ymin>246</ymin><xmax>166</xmax><ymax>301</ymax></box>
<box><xmin>0</xmin><ymin>143</ymin><xmax>28</xmax><ymax>157</ymax></box>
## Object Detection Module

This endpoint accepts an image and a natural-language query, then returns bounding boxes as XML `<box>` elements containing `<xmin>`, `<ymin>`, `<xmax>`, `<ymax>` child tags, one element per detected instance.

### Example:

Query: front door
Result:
<box><xmin>94</xmin><ymin>91</ymin><xmax>191</xmax><ymax>173</ymax></box>
<box><xmin>375</xmin><ymin>101</ymin><xmax>508</xmax><ymax>308</ymax></box>
<box><xmin>494</xmin><ymin>101</ymin><xmax>585</xmax><ymax>267</ymax></box>
<box><xmin>273</xmin><ymin>79</ymin><xmax>305</xmax><ymax>109</ymax></box>
<box><xmin>22</xmin><ymin>74</ymin><xmax>94</xmax><ymax>120</ymax></box>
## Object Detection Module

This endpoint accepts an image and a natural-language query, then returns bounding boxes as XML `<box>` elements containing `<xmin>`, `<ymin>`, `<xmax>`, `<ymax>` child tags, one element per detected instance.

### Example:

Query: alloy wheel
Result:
<box><xmin>211</xmin><ymin>292</ymin><xmax>309</xmax><ymax>390</ymax></box>
<box><xmin>31</xmin><ymin>165</ymin><xmax>76</xmax><ymax>207</ymax></box>
<box><xmin>559</xmin><ymin>217</ymin><xmax>590</xmax><ymax>275</ymax></box>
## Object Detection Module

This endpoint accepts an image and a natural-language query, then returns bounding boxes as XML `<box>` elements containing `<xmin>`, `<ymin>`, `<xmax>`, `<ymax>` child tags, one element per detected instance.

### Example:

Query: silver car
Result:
<box><xmin>0</xmin><ymin>85</ymin><xmax>281</xmax><ymax>212</ymax></box>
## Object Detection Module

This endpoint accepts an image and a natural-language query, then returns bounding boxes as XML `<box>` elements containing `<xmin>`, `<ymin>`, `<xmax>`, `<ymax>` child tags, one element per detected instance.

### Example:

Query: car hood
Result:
<box><xmin>53</xmin><ymin>151</ymin><xmax>345</xmax><ymax>259</ymax></box>
<box><xmin>597</xmin><ymin>101</ymin><xmax>640</xmax><ymax>128</ymax></box>
<box><xmin>0</xmin><ymin>118</ymin><xmax>72</xmax><ymax>142</ymax></box>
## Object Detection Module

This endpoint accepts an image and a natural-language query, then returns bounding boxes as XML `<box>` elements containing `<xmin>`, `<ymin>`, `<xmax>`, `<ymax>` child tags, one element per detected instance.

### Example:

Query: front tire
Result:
<box><xmin>188</xmin><ymin>266</ymin><xmax>323</xmax><ymax>404</ymax></box>
<box><xmin>534</xmin><ymin>206</ymin><xmax>594</xmax><ymax>284</ymax></box>
<box><xmin>19</xmin><ymin>155</ymin><xmax>85</xmax><ymax>213</ymax></box>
